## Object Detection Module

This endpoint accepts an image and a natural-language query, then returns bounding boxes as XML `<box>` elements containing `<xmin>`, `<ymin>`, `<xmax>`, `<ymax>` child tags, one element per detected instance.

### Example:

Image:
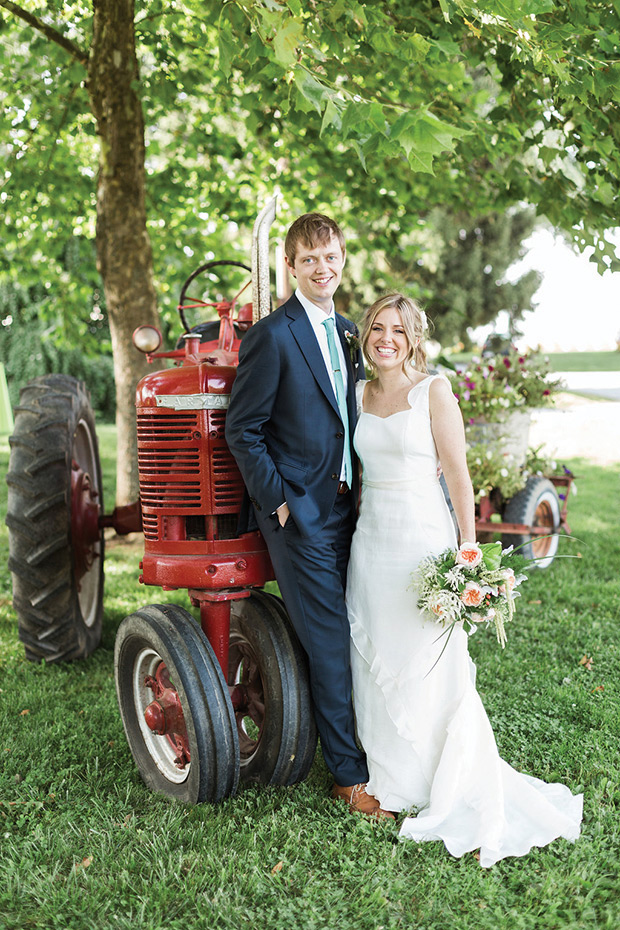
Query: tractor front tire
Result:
<box><xmin>229</xmin><ymin>591</ymin><xmax>318</xmax><ymax>786</ymax></box>
<box><xmin>6</xmin><ymin>375</ymin><xmax>104</xmax><ymax>662</ymax></box>
<box><xmin>114</xmin><ymin>604</ymin><xmax>239</xmax><ymax>804</ymax></box>
<box><xmin>502</xmin><ymin>476</ymin><xmax>561</xmax><ymax>569</ymax></box>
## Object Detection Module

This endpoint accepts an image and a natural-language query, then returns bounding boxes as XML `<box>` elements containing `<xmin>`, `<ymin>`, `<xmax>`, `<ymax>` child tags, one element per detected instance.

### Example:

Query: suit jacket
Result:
<box><xmin>225</xmin><ymin>293</ymin><xmax>363</xmax><ymax>538</ymax></box>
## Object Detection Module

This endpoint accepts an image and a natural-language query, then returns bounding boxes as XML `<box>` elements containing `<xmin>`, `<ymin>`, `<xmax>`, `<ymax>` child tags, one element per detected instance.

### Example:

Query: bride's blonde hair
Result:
<box><xmin>361</xmin><ymin>293</ymin><xmax>428</xmax><ymax>375</ymax></box>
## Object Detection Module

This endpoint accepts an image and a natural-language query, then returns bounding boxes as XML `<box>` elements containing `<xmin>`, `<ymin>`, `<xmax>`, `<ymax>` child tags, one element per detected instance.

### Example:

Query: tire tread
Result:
<box><xmin>502</xmin><ymin>476</ymin><xmax>561</xmax><ymax>568</ymax></box>
<box><xmin>114</xmin><ymin>605</ymin><xmax>239</xmax><ymax>803</ymax></box>
<box><xmin>5</xmin><ymin>375</ymin><xmax>104</xmax><ymax>662</ymax></box>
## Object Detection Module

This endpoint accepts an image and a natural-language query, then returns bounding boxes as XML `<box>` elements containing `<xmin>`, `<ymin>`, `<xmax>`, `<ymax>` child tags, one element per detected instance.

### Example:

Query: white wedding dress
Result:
<box><xmin>346</xmin><ymin>376</ymin><xmax>583</xmax><ymax>867</ymax></box>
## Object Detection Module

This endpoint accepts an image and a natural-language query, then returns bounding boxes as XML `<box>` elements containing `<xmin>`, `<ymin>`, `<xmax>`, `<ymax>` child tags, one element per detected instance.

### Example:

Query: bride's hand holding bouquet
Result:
<box><xmin>411</xmin><ymin>540</ymin><xmax>527</xmax><ymax>649</ymax></box>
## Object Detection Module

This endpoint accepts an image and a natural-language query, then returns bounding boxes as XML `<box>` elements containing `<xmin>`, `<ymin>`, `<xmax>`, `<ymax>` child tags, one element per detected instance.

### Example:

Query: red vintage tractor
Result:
<box><xmin>5</xmin><ymin>199</ymin><xmax>317</xmax><ymax>803</ymax></box>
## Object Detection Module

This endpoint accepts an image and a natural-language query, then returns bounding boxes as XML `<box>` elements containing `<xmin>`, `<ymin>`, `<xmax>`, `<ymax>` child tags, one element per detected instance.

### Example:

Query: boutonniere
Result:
<box><xmin>344</xmin><ymin>329</ymin><xmax>361</xmax><ymax>364</ymax></box>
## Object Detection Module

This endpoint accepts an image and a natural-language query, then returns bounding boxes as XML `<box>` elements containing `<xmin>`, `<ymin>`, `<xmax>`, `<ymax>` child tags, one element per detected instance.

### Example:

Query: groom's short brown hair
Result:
<box><xmin>285</xmin><ymin>213</ymin><xmax>346</xmax><ymax>264</ymax></box>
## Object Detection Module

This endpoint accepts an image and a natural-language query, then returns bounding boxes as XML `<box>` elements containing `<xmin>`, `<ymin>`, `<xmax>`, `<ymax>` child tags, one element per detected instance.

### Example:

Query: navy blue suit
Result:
<box><xmin>225</xmin><ymin>293</ymin><xmax>368</xmax><ymax>786</ymax></box>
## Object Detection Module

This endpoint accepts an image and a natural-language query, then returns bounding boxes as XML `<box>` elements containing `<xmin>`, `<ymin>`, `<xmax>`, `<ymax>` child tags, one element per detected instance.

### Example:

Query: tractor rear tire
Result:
<box><xmin>5</xmin><ymin>374</ymin><xmax>104</xmax><ymax>662</ymax></box>
<box><xmin>229</xmin><ymin>591</ymin><xmax>318</xmax><ymax>786</ymax></box>
<box><xmin>502</xmin><ymin>476</ymin><xmax>561</xmax><ymax>569</ymax></box>
<box><xmin>114</xmin><ymin>604</ymin><xmax>239</xmax><ymax>804</ymax></box>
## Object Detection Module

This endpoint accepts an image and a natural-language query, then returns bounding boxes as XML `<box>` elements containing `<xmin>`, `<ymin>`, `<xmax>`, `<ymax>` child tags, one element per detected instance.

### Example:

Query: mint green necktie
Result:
<box><xmin>322</xmin><ymin>317</ymin><xmax>352</xmax><ymax>485</ymax></box>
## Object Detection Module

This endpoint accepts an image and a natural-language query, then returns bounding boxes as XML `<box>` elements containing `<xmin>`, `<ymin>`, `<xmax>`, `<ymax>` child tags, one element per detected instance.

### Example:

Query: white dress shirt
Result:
<box><xmin>295</xmin><ymin>288</ymin><xmax>349</xmax><ymax>482</ymax></box>
<box><xmin>295</xmin><ymin>288</ymin><xmax>349</xmax><ymax>401</ymax></box>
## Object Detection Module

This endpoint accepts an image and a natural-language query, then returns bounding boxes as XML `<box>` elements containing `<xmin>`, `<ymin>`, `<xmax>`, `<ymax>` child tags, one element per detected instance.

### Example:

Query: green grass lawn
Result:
<box><xmin>1</xmin><ymin>429</ymin><xmax>619</xmax><ymax>930</ymax></box>
<box><xmin>544</xmin><ymin>351</ymin><xmax>620</xmax><ymax>372</ymax></box>
<box><xmin>445</xmin><ymin>350</ymin><xmax>620</xmax><ymax>373</ymax></box>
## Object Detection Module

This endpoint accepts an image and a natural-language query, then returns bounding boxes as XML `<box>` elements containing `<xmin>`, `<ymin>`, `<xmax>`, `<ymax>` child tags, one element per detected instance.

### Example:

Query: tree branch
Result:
<box><xmin>0</xmin><ymin>0</ymin><xmax>89</xmax><ymax>65</ymax></box>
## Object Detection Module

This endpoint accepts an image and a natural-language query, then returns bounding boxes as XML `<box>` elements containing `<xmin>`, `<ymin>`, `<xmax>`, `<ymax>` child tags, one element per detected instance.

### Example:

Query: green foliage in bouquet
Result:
<box><xmin>411</xmin><ymin>542</ymin><xmax>529</xmax><ymax>651</ymax></box>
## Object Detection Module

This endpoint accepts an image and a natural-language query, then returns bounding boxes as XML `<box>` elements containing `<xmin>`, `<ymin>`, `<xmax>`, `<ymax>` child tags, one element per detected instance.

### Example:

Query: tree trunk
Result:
<box><xmin>86</xmin><ymin>0</ymin><xmax>158</xmax><ymax>504</ymax></box>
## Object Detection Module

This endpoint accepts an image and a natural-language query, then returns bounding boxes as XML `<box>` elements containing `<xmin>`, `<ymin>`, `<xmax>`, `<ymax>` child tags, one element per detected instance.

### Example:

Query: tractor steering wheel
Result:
<box><xmin>177</xmin><ymin>259</ymin><xmax>252</xmax><ymax>333</ymax></box>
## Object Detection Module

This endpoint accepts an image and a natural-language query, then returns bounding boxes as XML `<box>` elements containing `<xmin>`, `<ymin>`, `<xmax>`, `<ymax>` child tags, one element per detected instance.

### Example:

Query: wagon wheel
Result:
<box><xmin>114</xmin><ymin>604</ymin><xmax>239</xmax><ymax>804</ymax></box>
<box><xmin>5</xmin><ymin>375</ymin><xmax>104</xmax><ymax>662</ymax></box>
<box><xmin>229</xmin><ymin>591</ymin><xmax>317</xmax><ymax>786</ymax></box>
<box><xmin>502</xmin><ymin>476</ymin><xmax>561</xmax><ymax>569</ymax></box>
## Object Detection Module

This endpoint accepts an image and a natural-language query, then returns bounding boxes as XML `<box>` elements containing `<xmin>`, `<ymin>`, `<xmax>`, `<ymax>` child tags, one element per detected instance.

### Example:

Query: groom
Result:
<box><xmin>226</xmin><ymin>213</ymin><xmax>392</xmax><ymax>819</ymax></box>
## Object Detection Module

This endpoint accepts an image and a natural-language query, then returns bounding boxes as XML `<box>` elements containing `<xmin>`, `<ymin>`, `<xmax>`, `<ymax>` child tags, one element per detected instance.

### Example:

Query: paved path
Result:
<box><xmin>530</xmin><ymin>393</ymin><xmax>620</xmax><ymax>465</ymax></box>
<box><xmin>555</xmin><ymin>370</ymin><xmax>620</xmax><ymax>402</ymax></box>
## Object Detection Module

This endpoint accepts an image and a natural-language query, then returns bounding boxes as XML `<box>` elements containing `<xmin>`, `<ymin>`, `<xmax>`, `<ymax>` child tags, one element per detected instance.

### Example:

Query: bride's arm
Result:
<box><xmin>429</xmin><ymin>377</ymin><xmax>476</xmax><ymax>544</ymax></box>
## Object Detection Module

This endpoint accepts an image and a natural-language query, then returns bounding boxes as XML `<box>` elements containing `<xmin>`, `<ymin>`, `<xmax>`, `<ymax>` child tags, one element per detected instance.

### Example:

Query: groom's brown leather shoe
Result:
<box><xmin>332</xmin><ymin>782</ymin><xmax>395</xmax><ymax>820</ymax></box>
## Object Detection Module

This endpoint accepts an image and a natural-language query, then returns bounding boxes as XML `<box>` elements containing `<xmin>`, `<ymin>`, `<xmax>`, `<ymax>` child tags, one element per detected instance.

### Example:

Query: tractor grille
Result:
<box><xmin>139</xmin><ymin>450</ymin><xmax>200</xmax><ymax>475</ymax></box>
<box><xmin>212</xmin><ymin>447</ymin><xmax>244</xmax><ymax>505</ymax></box>
<box><xmin>209</xmin><ymin>411</ymin><xmax>244</xmax><ymax>506</ymax></box>
<box><xmin>139</xmin><ymin>479</ymin><xmax>202</xmax><ymax>509</ymax></box>
<box><xmin>137</xmin><ymin>413</ymin><xmax>197</xmax><ymax>442</ymax></box>
<box><xmin>138</xmin><ymin>449</ymin><xmax>202</xmax><ymax>509</ymax></box>
<box><xmin>141</xmin><ymin>513</ymin><xmax>158</xmax><ymax>538</ymax></box>
<box><xmin>137</xmin><ymin>406</ymin><xmax>244</xmax><ymax>541</ymax></box>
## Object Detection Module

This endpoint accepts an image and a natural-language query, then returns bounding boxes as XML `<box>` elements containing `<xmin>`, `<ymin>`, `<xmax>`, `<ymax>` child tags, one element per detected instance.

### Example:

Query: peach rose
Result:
<box><xmin>498</xmin><ymin>568</ymin><xmax>516</xmax><ymax>595</ymax></box>
<box><xmin>455</xmin><ymin>542</ymin><xmax>483</xmax><ymax>569</ymax></box>
<box><xmin>460</xmin><ymin>581</ymin><xmax>484</xmax><ymax>607</ymax></box>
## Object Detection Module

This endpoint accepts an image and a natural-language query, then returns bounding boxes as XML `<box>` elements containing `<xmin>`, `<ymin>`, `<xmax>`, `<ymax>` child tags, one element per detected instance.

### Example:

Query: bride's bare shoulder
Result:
<box><xmin>428</xmin><ymin>372</ymin><xmax>453</xmax><ymax>391</ymax></box>
<box><xmin>428</xmin><ymin>373</ymin><xmax>459</xmax><ymax>411</ymax></box>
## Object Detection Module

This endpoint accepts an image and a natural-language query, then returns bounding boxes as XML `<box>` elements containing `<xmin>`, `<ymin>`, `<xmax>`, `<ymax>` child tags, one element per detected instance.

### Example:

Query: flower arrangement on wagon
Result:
<box><xmin>450</xmin><ymin>348</ymin><xmax>562</xmax><ymax>425</ymax></box>
<box><xmin>411</xmin><ymin>541</ymin><xmax>527</xmax><ymax>649</ymax></box>
<box><xmin>466</xmin><ymin>442</ymin><xmax>526</xmax><ymax>504</ymax></box>
<box><xmin>525</xmin><ymin>445</ymin><xmax>578</xmax><ymax>495</ymax></box>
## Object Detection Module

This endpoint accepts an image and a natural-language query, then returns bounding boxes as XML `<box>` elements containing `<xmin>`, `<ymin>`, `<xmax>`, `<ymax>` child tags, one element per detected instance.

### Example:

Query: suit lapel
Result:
<box><xmin>286</xmin><ymin>296</ymin><xmax>340</xmax><ymax>417</ymax></box>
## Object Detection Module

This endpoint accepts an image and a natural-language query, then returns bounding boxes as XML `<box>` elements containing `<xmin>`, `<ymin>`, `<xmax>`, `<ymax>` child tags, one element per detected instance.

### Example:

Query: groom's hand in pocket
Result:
<box><xmin>276</xmin><ymin>502</ymin><xmax>290</xmax><ymax>527</ymax></box>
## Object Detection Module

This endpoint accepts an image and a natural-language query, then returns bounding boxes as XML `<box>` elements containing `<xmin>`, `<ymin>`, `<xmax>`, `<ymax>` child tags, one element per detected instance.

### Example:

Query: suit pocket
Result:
<box><xmin>276</xmin><ymin>460</ymin><xmax>307</xmax><ymax>486</ymax></box>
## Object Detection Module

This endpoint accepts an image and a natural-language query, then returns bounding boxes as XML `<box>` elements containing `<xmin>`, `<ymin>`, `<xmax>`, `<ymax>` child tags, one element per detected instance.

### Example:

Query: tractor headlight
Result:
<box><xmin>133</xmin><ymin>325</ymin><xmax>162</xmax><ymax>354</ymax></box>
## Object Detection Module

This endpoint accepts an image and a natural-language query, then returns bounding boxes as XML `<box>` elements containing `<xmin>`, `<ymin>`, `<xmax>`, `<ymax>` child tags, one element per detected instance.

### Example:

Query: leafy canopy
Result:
<box><xmin>1</xmin><ymin>0</ymin><xmax>619</xmax><ymax>344</ymax></box>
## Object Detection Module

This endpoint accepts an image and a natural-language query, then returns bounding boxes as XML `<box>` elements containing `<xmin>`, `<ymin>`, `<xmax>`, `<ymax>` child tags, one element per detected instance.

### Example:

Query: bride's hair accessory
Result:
<box><xmin>418</xmin><ymin>309</ymin><xmax>428</xmax><ymax>332</ymax></box>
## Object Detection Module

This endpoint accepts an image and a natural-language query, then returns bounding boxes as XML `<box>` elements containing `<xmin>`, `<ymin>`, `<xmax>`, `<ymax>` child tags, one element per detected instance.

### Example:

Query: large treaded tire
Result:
<box><xmin>114</xmin><ymin>604</ymin><xmax>239</xmax><ymax>804</ymax></box>
<box><xmin>5</xmin><ymin>374</ymin><xmax>104</xmax><ymax>662</ymax></box>
<box><xmin>253</xmin><ymin>591</ymin><xmax>318</xmax><ymax>785</ymax></box>
<box><xmin>502</xmin><ymin>476</ymin><xmax>561</xmax><ymax>569</ymax></box>
<box><xmin>229</xmin><ymin>591</ymin><xmax>317</xmax><ymax>786</ymax></box>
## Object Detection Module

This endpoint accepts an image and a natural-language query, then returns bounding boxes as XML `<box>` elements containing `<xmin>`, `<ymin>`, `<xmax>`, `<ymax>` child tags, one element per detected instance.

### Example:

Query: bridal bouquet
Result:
<box><xmin>411</xmin><ymin>541</ymin><xmax>527</xmax><ymax>648</ymax></box>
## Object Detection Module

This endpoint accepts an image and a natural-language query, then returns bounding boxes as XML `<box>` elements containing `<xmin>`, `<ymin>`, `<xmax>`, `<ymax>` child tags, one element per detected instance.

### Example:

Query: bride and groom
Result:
<box><xmin>225</xmin><ymin>212</ymin><xmax>582</xmax><ymax>867</ymax></box>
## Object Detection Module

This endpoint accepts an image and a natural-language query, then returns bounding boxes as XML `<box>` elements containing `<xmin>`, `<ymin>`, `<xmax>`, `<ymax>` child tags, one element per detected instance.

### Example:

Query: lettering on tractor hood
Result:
<box><xmin>155</xmin><ymin>393</ymin><xmax>230</xmax><ymax>410</ymax></box>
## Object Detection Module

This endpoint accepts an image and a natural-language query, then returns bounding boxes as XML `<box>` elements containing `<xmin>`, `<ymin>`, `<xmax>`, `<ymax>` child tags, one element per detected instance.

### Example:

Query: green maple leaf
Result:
<box><xmin>217</xmin><ymin>21</ymin><xmax>236</xmax><ymax>78</ymax></box>
<box><xmin>320</xmin><ymin>97</ymin><xmax>345</xmax><ymax>135</ymax></box>
<box><xmin>407</xmin><ymin>148</ymin><xmax>435</xmax><ymax>174</ymax></box>
<box><xmin>391</xmin><ymin>110</ymin><xmax>467</xmax><ymax>174</ymax></box>
<box><xmin>293</xmin><ymin>69</ymin><xmax>327</xmax><ymax>114</ymax></box>
<box><xmin>273</xmin><ymin>19</ymin><xmax>304</xmax><ymax>67</ymax></box>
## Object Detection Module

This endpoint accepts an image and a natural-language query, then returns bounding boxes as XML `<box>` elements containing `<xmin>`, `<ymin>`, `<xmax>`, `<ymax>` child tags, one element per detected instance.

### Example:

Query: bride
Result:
<box><xmin>345</xmin><ymin>293</ymin><xmax>583</xmax><ymax>867</ymax></box>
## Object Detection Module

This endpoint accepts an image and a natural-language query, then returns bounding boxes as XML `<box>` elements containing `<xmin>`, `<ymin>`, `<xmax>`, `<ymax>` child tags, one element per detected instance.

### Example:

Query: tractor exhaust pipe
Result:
<box><xmin>252</xmin><ymin>195</ymin><xmax>277</xmax><ymax>324</ymax></box>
